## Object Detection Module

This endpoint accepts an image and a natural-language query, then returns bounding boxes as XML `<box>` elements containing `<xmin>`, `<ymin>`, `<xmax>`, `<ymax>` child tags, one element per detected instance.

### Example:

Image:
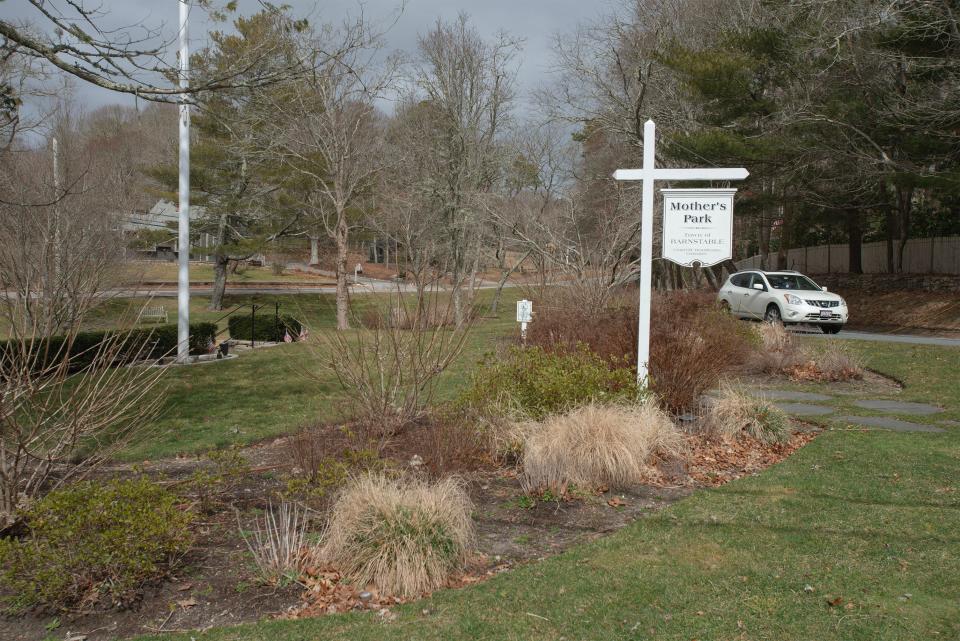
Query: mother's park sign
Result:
<box><xmin>660</xmin><ymin>188</ymin><xmax>736</xmax><ymax>267</ymax></box>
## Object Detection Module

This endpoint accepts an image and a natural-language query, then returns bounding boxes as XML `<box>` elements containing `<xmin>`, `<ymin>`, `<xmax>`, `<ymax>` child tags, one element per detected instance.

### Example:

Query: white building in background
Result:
<box><xmin>123</xmin><ymin>200</ymin><xmax>214</xmax><ymax>261</ymax></box>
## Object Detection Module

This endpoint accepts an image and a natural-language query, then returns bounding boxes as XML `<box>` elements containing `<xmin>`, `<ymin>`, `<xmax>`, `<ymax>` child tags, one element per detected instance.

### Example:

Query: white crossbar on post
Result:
<box><xmin>614</xmin><ymin>120</ymin><xmax>748</xmax><ymax>386</ymax></box>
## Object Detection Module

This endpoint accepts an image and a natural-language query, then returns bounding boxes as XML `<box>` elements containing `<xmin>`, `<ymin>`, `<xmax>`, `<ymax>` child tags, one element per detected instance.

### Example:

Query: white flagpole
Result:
<box><xmin>177</xmin><ymin>0</ymin><xmax>191</xmax><ymax>362</ymax></box>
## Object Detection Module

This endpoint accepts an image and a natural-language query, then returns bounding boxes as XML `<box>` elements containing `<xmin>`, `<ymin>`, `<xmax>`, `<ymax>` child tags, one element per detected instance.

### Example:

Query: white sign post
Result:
<box><xmin>614</xmin><ymin>120</ymin><xmax>748</xmax><ymax>386</ymax></box>
<box><xmin>516</xmin><ymin>299</ymin><xmax>533</xmax><ymax>343</ymax></box>
<box><xmin>661</xmin><ymin>188</ymin><xmax>736</xmax><ymax>267</ymax></box>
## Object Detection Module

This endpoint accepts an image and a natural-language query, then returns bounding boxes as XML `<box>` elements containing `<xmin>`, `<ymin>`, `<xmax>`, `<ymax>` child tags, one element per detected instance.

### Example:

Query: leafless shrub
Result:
<box><xmin>412</xmin><ymin>410</ymin><xmax>490</xmax><ymax>477</ymax></box>
<box><xmin>520</xmin><ymin>401</ymin><xmax>684</xmax><ymax>494</ymax></box>
<box><xmin>649</xmin><ymin>292</ymin><xmax>755</xmax><ymax>413</ymax></box>
<box><xmin>310</xmin><ymin>289</ymin><xmax>473</xmax><ymax>437</ymax></box>
<box><xmin>318</xmin><ymin>473</ymin><xmax>474</xmax><ymax>598</ymax></box>
<box><xmin>525</xmin><ymin>289</ymin><xmax>754</xmax><ymax>414</ymax></box>
<box><xmin>705</xmin><ymin>384</ymin><xmax>791</xmax><ymax>444</ymax></box>
<box><xmin>358</xmin><ymin>299</ymin><xmax>460</xmax><ymax>330</ymax></box>
<box><xmin>238</xmin><ymin>501</ymin><xmax>313</xmax><ymax>585</ymax></box>
<box><xmin>476</xmin><ymin>403</ymin><xmax>533</xmax><ymax>465</ymax></box>
<box><xmin>287</xmin><ymin>427</ymin><xmax>328</xmax><ymax>483</ymax></box>
<box><xmin>0</xmin><ymin>314</ymin><xmax>167</xmax><ymax>528</ymax></box>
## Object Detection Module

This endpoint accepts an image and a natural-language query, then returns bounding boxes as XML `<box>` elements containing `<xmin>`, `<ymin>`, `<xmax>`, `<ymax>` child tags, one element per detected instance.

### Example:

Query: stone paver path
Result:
<box><xmin>852</xmin><ymin>400</ymin><xmax>944</xmax><ymax>415</ymax></box>
<box><xmin>751</xmin><ymin>390</ymin><xmax>833</xmax><ymax>402</ymax></box>
<box><xmin>741</xmin><ymin>385</ymin><xmax>954</xmax><ymax>433</ymax></box>
<box><xmin>775</xmin><ymin>402</ymin><xmax>835</xmax><ymax>416</ymax></box>
<box><xmin>836</xmin><ymin>416</ymin><xmax>946</xmax><ymax>433</ymax></box>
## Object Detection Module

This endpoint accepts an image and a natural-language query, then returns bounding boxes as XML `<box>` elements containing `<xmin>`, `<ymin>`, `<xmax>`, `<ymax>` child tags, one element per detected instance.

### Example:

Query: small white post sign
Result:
<box><xmin>661</xmin><ymin>188</ymin><xmax>735</xmax><ymax>267</ymax></box>
<box><xmin>614</xmin><ymin>120</ymin><xmax>748</xmax><ymax>385</ymax></box>
<box><xmin>516</xmin><ymin>299</ymin><xmax>533</xmax><ymax>342</ymax></box>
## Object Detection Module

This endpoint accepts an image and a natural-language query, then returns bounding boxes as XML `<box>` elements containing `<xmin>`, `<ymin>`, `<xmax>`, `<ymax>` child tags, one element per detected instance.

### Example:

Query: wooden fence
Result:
<box><xmin>735</xmin><ymin>236</ymin><xmax>960</xmax><ymax>274</ymax></box>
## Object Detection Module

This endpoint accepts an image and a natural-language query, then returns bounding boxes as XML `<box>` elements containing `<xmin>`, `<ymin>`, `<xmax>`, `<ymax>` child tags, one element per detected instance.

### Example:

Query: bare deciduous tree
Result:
<box><xmin>266</xmin><ymin>18</ymin><xmax>395</xmax><ymax>330</ymax></box>
<box><xmin>407</xmin><ymin>14</ymin><xmax>521</xmax><ymax>323</ymax></box>
<box><xmin>0</xmin><ymin>106</ymin><xmax>167</xmax><ymax>528</ymax></box>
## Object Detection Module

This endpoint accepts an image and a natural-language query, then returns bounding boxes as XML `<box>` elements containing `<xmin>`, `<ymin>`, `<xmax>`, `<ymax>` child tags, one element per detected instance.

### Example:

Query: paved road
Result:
<box><xmin>795</xmin><ymin>327</ymin><xmax>960</xmax><ymax>348</ymax></box>
<box><xmin>105</xmin><ymin>279</ymin><xmax>507</xmax><ymax>298</ymax></box>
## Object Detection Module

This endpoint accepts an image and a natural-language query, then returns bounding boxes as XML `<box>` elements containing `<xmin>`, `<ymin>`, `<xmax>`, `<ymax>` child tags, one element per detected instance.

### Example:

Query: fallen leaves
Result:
<box><xmin>286</xmin><ymin>562</ymin><xmax>512</xmax><ymax>620</ymax></box>
<box><xmin>684</xmin><ymin>431</ymin><xmax>819</xmax><ymax>487</ymax></box>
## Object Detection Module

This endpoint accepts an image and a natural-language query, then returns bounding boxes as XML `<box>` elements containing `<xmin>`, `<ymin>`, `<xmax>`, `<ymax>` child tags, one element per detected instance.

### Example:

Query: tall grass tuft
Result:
<box><xmin>238</xmin><ymin>501</ymin><xmax>313</xmax><ymax>585</ymax></box>
<box><xmin>520</xmin><ymin>401</ymin><xmax>685</xmax><ymax>493</ymax></box>
<box><xmin>319</xmin><ymin>473</ymin><xmax>474</xmax><ymax>598</ymax></box>
<box><xmin>706</xmin><ymin>384</ymin><xmax>791</xmax><ymax>444</ymax></box>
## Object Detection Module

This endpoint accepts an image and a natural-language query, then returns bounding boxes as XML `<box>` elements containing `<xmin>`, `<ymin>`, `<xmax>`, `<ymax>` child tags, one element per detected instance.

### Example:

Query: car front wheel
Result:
<box><xmin>820</xmin><ymin>324</ymin><xmax>843</xmax><ymax>334</ymax></box>
<box><xmin>764</xmin><ymin>304</ymin><xmax>783</xmax><ymax>324</ymax></box>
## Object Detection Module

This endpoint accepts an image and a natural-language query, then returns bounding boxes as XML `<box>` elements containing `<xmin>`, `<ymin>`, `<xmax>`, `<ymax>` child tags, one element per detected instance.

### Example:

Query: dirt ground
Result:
<box><xmin>0</xmin><ymin>418</ymin><xmax>819</xmax><ymax>641</ymax></box>
<box><xmin>835</xmin><ymin>290</ymin><xmax>960</xmax><ymax>334</ymax></box>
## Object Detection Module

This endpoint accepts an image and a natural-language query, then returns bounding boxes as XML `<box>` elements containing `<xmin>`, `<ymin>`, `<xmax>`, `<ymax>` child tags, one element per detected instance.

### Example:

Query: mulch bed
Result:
<box><xmin>0</xmin><ymin>420</ymin><xmax>820</xmax><ymax>641</ymax></box>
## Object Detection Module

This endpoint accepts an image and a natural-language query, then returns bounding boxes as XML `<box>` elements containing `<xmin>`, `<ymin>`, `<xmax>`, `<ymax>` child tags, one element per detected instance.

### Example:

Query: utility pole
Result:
<box><xmin>177</xmin><ymin>0</ymin><xmax>191</xmax><ymax>362</ymax></box>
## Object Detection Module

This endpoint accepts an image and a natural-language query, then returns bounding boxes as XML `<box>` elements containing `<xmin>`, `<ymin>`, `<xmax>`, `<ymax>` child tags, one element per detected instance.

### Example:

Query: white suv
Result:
<box><xmin>717</xmin><ymin>270</ymin><xmax>848</xmax><ymax>334</ymax></box>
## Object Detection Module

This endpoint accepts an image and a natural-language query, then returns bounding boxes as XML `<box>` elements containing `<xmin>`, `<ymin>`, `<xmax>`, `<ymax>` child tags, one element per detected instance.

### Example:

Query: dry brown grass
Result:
<box><xmin>751</xmin><ymin>322</ymin><xmax>807</xmax><ymax>373</ymax></box>
<box><xmin>520</xmin><ymin>401</ymin><xmax>685</xmax><ymax>493</ymax></box>
<box><xmin>705</xmin><ymin>384</ymin><xmax>791</xmax><ymax>444</ymax></box>
<box><xmin>795</xmin><ymin>340</ymin><xmax>864</xmax><ymax>381</ymax></box>
<box><xmin>318</xmin><ymin>473</ymin><xmax>474</xmax><ymax>598</ymax></box>
<box><xmin>750</xmin><ymin>324</ymin><xmax>864</xmax><ymax>382</ymax></box>
<box><xmin>238</xmin><ymin>501</ymin><xmax>313</xmax><ymax>585</ymax></box>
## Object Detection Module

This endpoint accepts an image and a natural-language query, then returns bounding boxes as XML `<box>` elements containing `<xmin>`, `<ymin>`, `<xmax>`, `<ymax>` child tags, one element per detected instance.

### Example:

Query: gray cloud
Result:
<box><xmin>5</xmin><ymin>0</ymin><xmax>610</xmax><ymax>112</ymax></box>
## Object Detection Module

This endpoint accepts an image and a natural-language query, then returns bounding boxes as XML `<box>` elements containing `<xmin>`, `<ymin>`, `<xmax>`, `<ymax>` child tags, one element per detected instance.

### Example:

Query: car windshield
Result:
<box><xmin>765</xmin><ymin>274</ymin><xmax>821</xmax><ymax>291</ymax></box>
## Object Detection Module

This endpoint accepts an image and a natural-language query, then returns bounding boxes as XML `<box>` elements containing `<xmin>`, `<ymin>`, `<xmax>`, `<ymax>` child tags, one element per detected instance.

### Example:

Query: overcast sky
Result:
<box><xmin>5</xmin><ymin>0</ymin><xmax>616</xmax><ymax>112</ymax></box>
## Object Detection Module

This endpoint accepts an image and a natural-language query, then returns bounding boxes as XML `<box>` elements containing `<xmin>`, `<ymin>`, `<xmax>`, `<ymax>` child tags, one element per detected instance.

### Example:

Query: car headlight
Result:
<box><xmin>783</xmin><ymin>293</ymin><xmax>803</xmax><ymax>305</ymax></box>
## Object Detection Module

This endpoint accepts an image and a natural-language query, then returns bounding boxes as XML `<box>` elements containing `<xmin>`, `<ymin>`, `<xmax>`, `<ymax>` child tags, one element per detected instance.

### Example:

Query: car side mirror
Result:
<box><xmin>821</xmin><ymin>286</ymin><xmax>828</xmax><ymax>292</ymax></box>
<box><xmin>752</xmin><ymin>282</ymin><xmax>764</xmax><ymax>290</ymax></box>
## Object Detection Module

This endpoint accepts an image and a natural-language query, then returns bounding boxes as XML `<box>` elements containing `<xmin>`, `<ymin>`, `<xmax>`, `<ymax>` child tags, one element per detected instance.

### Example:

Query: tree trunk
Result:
<box><xmin>209</xmin><ymin>212</ymin><xmax>230</xmax><ymax>311</ymax></box>
<box><xmin>758</xmin><ymin>213</ymin><xmax>771</xmax><ymax>270</ymax></box>
<box><xmin>881</xmin><ymin>182</ymin><xmax>895</xmax><ymax>274</ymax></box>
<box><xmin>334</xmin><ymin>213</ymin><xmax>350</xmax><ymax>331</ymax></box>
<box><xmin>309</xmin><ymin>235</ymin><xmax>320</xmax><ymax>265</ymax></box>
<box><xmin>209</xmin><ymin>254</ymin><xmax>229</xmax><ymax>311</ymax></box>
<box><xmin>895</xmin><ymin>185</ymin><xmax>912</xmax><ymax>273</ymax></box>
<box><xmin>845</xmin><ymin>209</ymin><xmax>863</xmax><ymax>274</ymax></box>
<box><xmin>703</xmin><ymin>264</ymin><xmax>719</xmax><ymax>290</ymax></box>
<box><xmin>449</xmin><ymin>220</ymin><xmax>466</xmax><ymax>326</ymax></box>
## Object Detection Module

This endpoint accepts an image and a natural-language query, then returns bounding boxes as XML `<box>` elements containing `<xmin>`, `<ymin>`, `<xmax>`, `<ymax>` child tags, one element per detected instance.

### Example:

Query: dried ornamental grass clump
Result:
<box><xmin>318</xmin><ymin>473</ymin><xmax>474</xmax><ymax>598</ymax></box>
<box><xmin>520</xmin><ymin>401</ymin><xmax>685</xmax><ymax>493</ymax></box>
<box><xmin>751</xmin><ymin>322</ymin><xmax>807</xmax><ymax>373</ymax></box>
<box><xmin>706</xmin><ymin>385</ymin><xmax>791</xmax><ymax>444</ymax></box>
<box><xmin>239</xmin><ymin>501</ymin><xmax>313</xmax><ymax>585</ymax></box>
<box><xmin>752</xmin><ymin>324</ymin><xmax>863</xmax><ymax>382</ymax></box>
<box><xmin>793</xmin><ymin>343</ymin><xmax>865</xmax><ymax>382</ymax></box>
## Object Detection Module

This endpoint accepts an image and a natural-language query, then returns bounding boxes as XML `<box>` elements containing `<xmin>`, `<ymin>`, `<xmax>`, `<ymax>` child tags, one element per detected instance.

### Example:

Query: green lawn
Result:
<box><xmin>119</xmin><ymin>291</ymin><xmax>519</xmax><ymax>460</ymax></box>
<box><xmin>766</xmin><ymin>339</ymin><xmax>960</xmax><ymax>428</ymax></box>
<box><xmin>137</xmin><ymin>339</ymin><xmax>960</xmax><ymax>640</ymax></box>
